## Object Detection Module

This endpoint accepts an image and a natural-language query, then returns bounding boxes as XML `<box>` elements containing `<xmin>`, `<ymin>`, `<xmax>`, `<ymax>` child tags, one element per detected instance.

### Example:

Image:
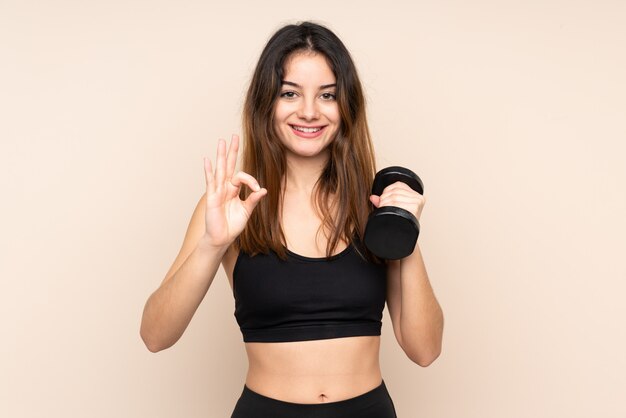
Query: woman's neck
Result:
<box><xmin>283</xmin><ymin>151</ymin><xmax>329</xmax><ymax>194</ymax></box>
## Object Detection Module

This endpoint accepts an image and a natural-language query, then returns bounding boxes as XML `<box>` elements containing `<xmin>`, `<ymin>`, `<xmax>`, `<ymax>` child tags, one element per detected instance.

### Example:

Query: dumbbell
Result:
<box><xmin>364</xmin><ymin>166</ymin><xmax>424</xmax><ymax>260</ymax></box>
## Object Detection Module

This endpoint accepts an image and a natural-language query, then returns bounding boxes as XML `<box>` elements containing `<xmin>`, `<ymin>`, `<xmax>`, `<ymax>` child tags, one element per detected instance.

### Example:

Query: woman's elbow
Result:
<box><xmin>405</xmin><ymin>342</ymin><xmax>442</xmax><ymax>367</ymax></box>
<box><xmin>411</xmin><ymin>349</ymin><xmax>441</xmax><ymax>367</ymax></box>
<box><xmin>140</xmin><ymin>322</ymin><xmax>174</xmax><ymax>353</ymax></box>
<box><xmin>141</xmin><ymin>329</ymin><xmax>162</xmax><ymax>353</ymax></box>
<box><xmin>142</xmin><ymin>336</ymin><xmax>165</xmax><ymax>353</ymax></box>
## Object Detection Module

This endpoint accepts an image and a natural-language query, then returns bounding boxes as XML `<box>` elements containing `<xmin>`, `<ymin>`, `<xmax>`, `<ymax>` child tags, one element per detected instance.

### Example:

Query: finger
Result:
<box><xmin>383</xmin><ymin>182</ymin><xmax>421</xmax><ymax>194</ymax></box>
<box><xmin>225</xmin><ymin>134</ymin><xmax>239</xmax><ymax>179</ymax></box>
<box><xmin>242</xmin><ymin>188</ymin><xmax>268</xmax><ymax>215</ymax></box>
<box><xmin>204</xmin><ymin>157</ymin><xmax>215</xmax><ymax>194</ymax></box>
<box><xmin>379</xmin><ymin>189</ymin><xmax>422</xmax><ymax>201</ymax></box>
<box><xmin>229</xmin><ymin>171</ymin><xmax>261</xmax><ymax>192</ymax></box>
<box><xmin>379</xmin><ymin>196</ymin><xmax>423</xmax><ymax>208</ymax></box>
<box><xmin>215</xmin><ymin>138</ymin><xmax>226</xmax><ymax>186</ymax></box>
<box><xmin>379</xmin><ymin>191</ymin><xmax>421</xmax><ymax>203</ymax></box>
<box><xmin>369</xmin><ymin>195</ymin><xmax>381</xmax><ymax>208</ymax></box>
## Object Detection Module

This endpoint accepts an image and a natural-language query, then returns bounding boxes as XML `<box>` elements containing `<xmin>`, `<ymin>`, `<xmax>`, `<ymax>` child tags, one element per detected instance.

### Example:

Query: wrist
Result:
<box><xmin>196</xmin><ymin>234</ymin><xmax>231</xmax><ymax>256</ymax></box>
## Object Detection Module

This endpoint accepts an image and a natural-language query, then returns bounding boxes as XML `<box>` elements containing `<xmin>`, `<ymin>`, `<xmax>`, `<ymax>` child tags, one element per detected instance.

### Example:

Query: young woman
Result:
<box><xmin>140</xmin><ymin>21</ymin><xmax>444</xmax><ymax>418</ymax></box>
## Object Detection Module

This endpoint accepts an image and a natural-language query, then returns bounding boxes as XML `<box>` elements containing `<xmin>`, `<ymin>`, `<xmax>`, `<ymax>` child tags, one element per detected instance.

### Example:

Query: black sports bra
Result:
<box><xmin>232</xmin><ymin>241</ymin><xmax>387</xmax><ymax>343</ymax></box>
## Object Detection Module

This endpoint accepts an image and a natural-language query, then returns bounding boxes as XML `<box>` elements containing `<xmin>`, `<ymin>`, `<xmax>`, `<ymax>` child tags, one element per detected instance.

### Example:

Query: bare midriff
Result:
<box><xmin>243</xmin><ymin>335</ymin><xmax>382</xmax><ymax>404</ymax></box>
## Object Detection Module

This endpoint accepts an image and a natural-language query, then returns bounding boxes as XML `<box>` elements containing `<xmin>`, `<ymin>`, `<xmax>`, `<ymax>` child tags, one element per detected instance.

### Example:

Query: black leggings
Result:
<box><xmin>230</xmin><ymin>380</ymin><xmax>397</xmax><ymax>418</ymax></box>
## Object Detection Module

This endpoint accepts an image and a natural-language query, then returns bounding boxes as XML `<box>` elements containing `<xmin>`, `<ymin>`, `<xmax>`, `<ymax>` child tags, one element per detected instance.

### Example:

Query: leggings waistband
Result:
<box><xmin>231</xmin><ymin>380</ymin><xmax>397</xmax><ymax>418</ymax></box>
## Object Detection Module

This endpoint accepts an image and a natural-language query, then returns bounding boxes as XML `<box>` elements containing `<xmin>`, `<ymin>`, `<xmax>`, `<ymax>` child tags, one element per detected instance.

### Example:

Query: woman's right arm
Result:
<box><xmin>140</xmin><ymin>135</ymin><xmax>266</xmax><ymax>352</ymax></box>
<box><xmin>140</xmin><ymin>194</ymin><xmax>226</xmax><ymax>353</ymax></box>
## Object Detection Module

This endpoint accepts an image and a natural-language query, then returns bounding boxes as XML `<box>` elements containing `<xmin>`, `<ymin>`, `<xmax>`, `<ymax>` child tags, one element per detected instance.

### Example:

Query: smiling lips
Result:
<box><xmin>290</xmin><ymin>124</ymin><xmax>326</xmax><ymax>138</ymax></box>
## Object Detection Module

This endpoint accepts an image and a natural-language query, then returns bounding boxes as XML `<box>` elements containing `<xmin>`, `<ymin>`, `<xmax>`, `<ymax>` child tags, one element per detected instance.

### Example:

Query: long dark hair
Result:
<box><xmin>238</xmin><ymin>21</ymin><xmax>377</xmax><ymax>260</ymax></box>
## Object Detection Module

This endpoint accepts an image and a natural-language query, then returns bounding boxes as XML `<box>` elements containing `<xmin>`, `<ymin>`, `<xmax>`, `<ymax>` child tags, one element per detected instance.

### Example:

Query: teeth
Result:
<box><xmin>292</xmin><ymin>125</ymin><xmax>321</xmax><ymax>133</ymax></box>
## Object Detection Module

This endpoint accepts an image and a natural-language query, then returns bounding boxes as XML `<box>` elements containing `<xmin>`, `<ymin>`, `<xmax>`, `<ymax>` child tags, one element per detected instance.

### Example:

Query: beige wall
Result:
<box><xmin>2</xmin><ymin>0</ymin><xmax>625</xmax><ymax>417</ymax></box>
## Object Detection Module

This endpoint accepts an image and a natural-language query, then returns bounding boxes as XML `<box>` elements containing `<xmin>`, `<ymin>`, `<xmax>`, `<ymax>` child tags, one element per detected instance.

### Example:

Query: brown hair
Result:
<box><xmin>237</xmin><ymin>22</ymin><xmax>377</xmax><ymax>260</ymax></box>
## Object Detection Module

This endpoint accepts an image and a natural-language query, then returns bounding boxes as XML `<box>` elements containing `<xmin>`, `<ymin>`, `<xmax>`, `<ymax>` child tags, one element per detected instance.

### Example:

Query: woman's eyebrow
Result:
<box><xmin>281</xmin><ymin>80</ymin><xmax>337</xmax><ymax>89</ymax></box>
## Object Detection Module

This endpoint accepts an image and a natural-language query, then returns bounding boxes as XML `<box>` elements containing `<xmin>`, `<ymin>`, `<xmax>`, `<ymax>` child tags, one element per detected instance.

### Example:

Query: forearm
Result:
<box><xmin>398</xmin><ymin>245</ymin><xmax>444</xmax><ymax>366</ymax></box>
<box><xmin>140</xmin><ymin>236</ymin><xmax>227</xmax><ymax>352</ymax></box>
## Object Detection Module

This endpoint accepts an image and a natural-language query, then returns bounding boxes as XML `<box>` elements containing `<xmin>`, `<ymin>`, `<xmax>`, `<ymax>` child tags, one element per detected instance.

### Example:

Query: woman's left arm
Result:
<box><xmin>370</xmin><ymin>182</ymin><xmax>444</xmax><ymax>366</ymax></box>
<box><xmin>386</xmin><ymin>249</ymin><xmax>443</xmax><ymax>366</ymax></box>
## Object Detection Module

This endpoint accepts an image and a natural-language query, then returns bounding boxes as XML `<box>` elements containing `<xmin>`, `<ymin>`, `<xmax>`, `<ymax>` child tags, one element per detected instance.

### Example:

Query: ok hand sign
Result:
<box><xmin>203</xmin><ymin>135</ymin><xmax>267</xmax><ymax>249</ymax></box>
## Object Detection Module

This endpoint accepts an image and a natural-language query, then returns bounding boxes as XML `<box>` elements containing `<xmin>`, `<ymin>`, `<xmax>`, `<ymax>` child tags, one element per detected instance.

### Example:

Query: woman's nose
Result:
<box><xmin>296</xmin><ymin>98</ymin><xmax>320</xmax><ymax>121</ymax></box>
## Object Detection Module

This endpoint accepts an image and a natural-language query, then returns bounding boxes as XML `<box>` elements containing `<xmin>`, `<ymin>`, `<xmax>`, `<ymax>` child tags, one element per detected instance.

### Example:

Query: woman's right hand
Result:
<box><xmin>202</xmin><ymin>134</ymin><xmax>267</xmax><ymax>249</ymax></box>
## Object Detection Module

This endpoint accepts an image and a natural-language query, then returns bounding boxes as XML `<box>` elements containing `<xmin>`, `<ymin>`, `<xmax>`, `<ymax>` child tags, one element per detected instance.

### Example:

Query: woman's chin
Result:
<box><xmin>285</xmin><ymin>146</ymin><xmax>331</xmax><ymax>161</ymax></box>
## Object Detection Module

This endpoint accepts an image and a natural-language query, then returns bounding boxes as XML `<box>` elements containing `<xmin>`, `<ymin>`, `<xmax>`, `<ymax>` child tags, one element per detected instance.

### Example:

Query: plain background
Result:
<box><xmin>1</xmin><ymin>0</ymin><xmax>625</xmax><ymax>417</ymax></box>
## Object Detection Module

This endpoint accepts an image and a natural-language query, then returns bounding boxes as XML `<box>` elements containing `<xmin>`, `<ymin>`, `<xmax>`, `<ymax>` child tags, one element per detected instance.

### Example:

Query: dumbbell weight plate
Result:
<box><xmin>371</xmin><ymin>166</ymin><xmax>424</xmax><ymax>197</ymax></box>
<box><xmin>364</xmin><ymin>206</ymin><xmax>420</xmax><ymax>260</ymax></box>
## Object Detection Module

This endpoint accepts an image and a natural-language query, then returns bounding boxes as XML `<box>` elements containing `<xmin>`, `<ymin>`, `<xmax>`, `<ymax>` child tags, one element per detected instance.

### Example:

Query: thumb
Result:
<box><xmin>369</xmin><ymin>195</ymin><xmax>381</xmax><ymax>208</ymax></box>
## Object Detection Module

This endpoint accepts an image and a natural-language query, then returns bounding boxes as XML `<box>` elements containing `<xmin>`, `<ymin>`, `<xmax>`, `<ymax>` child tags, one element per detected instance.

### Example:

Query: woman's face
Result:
<box><xmin>273</xmin><ymin>52</ymin><xmax>340</xmax><ymax>162</ymax></box>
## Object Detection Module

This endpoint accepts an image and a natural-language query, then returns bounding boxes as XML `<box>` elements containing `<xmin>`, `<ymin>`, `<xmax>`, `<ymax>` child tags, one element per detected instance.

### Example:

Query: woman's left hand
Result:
<box><xmin>369</xmin><ymin>181</ymin><xmax>426</xmax><ymax>220</ymax></box>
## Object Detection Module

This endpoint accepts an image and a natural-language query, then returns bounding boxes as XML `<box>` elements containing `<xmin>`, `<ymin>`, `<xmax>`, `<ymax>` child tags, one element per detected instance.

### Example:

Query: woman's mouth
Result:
<box><xmin>290</xmin><ymin>124</ymin><xmax>326</xmax><ymax>138</ymax></box>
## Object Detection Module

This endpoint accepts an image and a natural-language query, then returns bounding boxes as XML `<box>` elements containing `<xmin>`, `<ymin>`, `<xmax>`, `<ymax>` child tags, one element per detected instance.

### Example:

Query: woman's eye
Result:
<box><xmin>280</xmin><ymin>91</ymin><xmax>297</xmax><ymax>98</ymax></box>
<box><xmin>321</xmin><ymin>92</ymin><xmax>336</xmax><ymax>100</ymax></box>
